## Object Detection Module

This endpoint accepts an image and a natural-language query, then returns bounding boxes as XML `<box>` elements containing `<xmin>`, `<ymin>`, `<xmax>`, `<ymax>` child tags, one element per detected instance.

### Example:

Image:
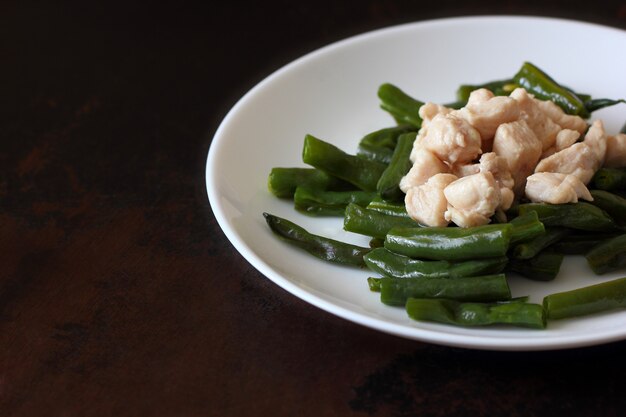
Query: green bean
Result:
<box><xmin>513</xmin><ymin>61</ymin><xmax>589</xmax><ymax>117</ymax></box>
<box><xmin>589</xmin><ymin>190</ymin><xmax>626</xmax><ymax>225</ymax></box>
<box><xmin>508</xmin><ymin>211</ymin><xmax>546</xmax><ymax>245</ymax></box>
<box><xmin>267</xmin><ymin>167</ymin><xmax>352</xmax><ymax>198</ymax></box>
<box><xmin>376</xmin><ymin>132</ymin><xmax>416</xmax><ymax>202</ymax></box>
<box><xmin>293</xmin><ymin>187</ymin><xmax>377</xmax><ymax>216</ymax></box>
<box><xmin>367</xmin><ymin>277</ymin><xmax>382</xmax><ymax>292</ymax></box>
<box><xmin>456</xmin><ymin>78</ymin><xmax>516</xmax><ymax>102</ymax></box>
<box><xmin>263</xmin><ymin>213</ymin><xmax>370</xmax><ymax>267</ymax></box>
<box><xmin>507</xmin><ymin>252</ymin><xmax>564</xmax><ymax>281</ymax></box>
<box><xmin>512</xmin><ymin>228</ymin><xmax>570</xmax><ymax>259</ymax></box>
<box><xmin>343</xmin><ymin>203</ymin><xmax>419</xmax><ymax>239</ymax></box>
<box><xmin>369</xmin><ymin>238</ymin><xmax>385</xmax><ymax>248</ymax></box>
<box><xmin>586</xmin><ymin>234</ymin><xmax>626</xmax><ymax>275</ymax></box>
<box><xmin>592</xmin><ymin>167</ymin><xmax>626</xmax><ymax>192</ymax></box>
<box><xmin>549</xmin><ymin>232</ymin><xmax>621</xmax><ymax>255</ymax></box>
<box><xmin>584</xmin><ymin>98</ymin><xmax>626</xmax><ymax>114</ymax></box>
<box><xmin>377</xmin><ymin>83</ymin><xmax>424</xmax><ymax>128</ymax></box>
<box><xmin>356</xmin><ymin>143</ymin><xmax>394</xmax><ymax>164</ymax></box>
<box><xmin>302</xmin><ymin>134</ymin><xmax>387</xmax><ymax>192</ymax></box>
<box><xmin>543</xmin><ymin>276</ymin><xmax>626</xmax><ymax>319</ymax></box>
<box><xmin>356</xmin><ymin>126</ymin><xmax>415</xmax><ymax>164</ymax></box>
<box><xmin>384</xmin><ymin>224</ymin><xmax>513</xmax><ymax>261</ymax></box>
<box><xmin>374</xmin><ymin>273</ymin><xmax>511</xmax><ymax>306</ymax></box>
<box><xmin>551</xmin><ymin>239</ymin><xmax>605</xmax><ymax>255</ymax></box>
<box><xmin>366</xmin><ymin>197</ymin><xmax>410</xmax><ymax>218</ymax></box>
<box><xmin>363</xmin><ymin>247</ymin><xmax>508</xmax><ymax>279</ymax></box>
<box><xmin>407</xmin><ymin>298</ymin><xmax>546</xmax><ymax>329</ymax></box>
<box><xmin>518</xmin><ymin>202</ymin><xmax>618</xmax><ymax>232</ymax></box>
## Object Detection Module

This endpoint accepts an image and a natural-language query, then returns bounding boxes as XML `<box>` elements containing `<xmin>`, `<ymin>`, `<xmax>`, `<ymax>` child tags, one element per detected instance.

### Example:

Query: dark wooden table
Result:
<box><xmin>3</xmin><ymin>2</ymin><xmax>626</xmax><ymax>416</ymax></box>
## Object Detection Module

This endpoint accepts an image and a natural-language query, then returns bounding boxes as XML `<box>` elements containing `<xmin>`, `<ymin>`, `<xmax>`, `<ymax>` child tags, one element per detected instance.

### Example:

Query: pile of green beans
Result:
<box><xmin>264</xmin><ymin>62</ymin><xmax>626</xmax><ymax>330</ymax></box>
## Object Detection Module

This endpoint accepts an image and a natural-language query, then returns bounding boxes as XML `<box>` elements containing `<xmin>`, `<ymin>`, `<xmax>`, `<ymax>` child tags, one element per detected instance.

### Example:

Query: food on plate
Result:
<box><xmin>265</xmin><ymin>62</ymin><xmax>626</xmax><ymax>329</ymax></box>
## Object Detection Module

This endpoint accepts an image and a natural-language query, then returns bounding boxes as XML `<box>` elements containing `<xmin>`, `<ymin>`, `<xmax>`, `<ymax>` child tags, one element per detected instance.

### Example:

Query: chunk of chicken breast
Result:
<box><xmin>604</xmin><ymin>133</ymin><xmax>626</xmax><ymax>168</ymax></box>
<box><xmin>418</xmin><ymin>102</ymin><xmax>453</xmax><ymax>127</ymax></box>
<box><xmin>534</xmin><ymin>120</ymin><xmax>607</xmax><ymax>184</ymax></box>
<box><xmin>456</xmin><ymin>88</ymin><xmax>520</xmax><ymax>149</ymax></box>
<box><xmin>525</xmin><ymin>172</ymin><xmax>592</xmax><ymax>204</ymax></box>
<box><xmin>405</xmin><ymin>173</ymin><xmax>458</xmax><ymax>227</ymax></box>
<box><xmin>509</xmin><ymin>88</ymin><xmax>561</xmax><ymax>151</ymax></box>
<box><xmin>478</xmin><ymin>152</ymin><xmax>515</xmax><ymax>211</ymax></box>
<box><xmin>492</xmin><ymin>119</ymin><xmax>542</xmax><ymax>197</ymax></box>
<box><xmin>542</xmin><ymin>129</ymin><xmax>582</xmax><ymax>158</ymax></box>
<box><xmin>400</xmin><ymin>147</ymin><xmax>449</xmax><ymax>193</ymax></box>
<box><xmin>535</xmin><ymin>99</ymin><xmax>588</xmax><ymax>134</ymax></box>
<box><xmin>444</xmin><ymin>172</ymin><xmax>500</xmax><ymax>228</ymax></box>
<box><xmin>415</xmin><ymin>113</ymin><xmax>482</xmax><ymax>165</ymax></box>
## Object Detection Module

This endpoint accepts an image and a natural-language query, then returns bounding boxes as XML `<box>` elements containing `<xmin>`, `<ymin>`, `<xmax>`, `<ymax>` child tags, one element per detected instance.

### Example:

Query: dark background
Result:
<box><xmin>2</xmin><ymin>1</ymin><xmax>626</xmax><ymax>416</ymax></box>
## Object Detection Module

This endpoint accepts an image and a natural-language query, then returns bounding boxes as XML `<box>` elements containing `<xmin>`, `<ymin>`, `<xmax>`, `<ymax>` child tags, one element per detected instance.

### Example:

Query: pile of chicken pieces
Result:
<box><xmin>400</xmin><ymin>87</ymin><xmax>626</xmax><ymax>228</ymax></box>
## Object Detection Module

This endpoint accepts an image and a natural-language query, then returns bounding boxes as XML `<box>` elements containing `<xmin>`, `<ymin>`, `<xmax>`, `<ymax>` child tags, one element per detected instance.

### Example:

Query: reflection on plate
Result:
<box><xmin>207</xmin><ymin>16</ymin><xmax>626</xmax><ymax>350</ymax></box>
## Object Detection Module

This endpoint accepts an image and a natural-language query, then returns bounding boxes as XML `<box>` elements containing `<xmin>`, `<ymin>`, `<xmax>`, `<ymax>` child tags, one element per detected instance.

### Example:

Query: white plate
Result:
<box><xmin>207</xmin><ymin>16</ymin><xmax>626</xmax><ymax>350</ymax></box>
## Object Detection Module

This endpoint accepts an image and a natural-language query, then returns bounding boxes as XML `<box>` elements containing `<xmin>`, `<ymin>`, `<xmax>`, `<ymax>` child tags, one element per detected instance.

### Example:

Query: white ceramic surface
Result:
<box><xmin>206</xmin><ymin>16</ymin><xmax>626</xmax><ymax>350</ymax></box>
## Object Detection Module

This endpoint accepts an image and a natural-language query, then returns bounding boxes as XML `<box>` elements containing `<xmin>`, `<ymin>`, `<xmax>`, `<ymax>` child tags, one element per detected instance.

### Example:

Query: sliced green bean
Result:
<box><xmin>377</xmin><ymin>83</ymin><xmax>424</xmax><ymax>128</ymax></box>
<box><xmin>363</xmin><ymin>247</ymin><xmax>508</xmax><ymax>279</ymax></box>
<box><xmin>407</xmin><ymin>298</ymin><xmax>546</xmax><ymax>329</ymax></box>
<box><xmin>512</xmin><ymin>228</ymin><xmax>570</xmax><ymax>260</ymax></box>
<box><xmin>376</xmin><ymin>132</ymin><xmax>416</xmax><ymax>202</ymax></box>
<box><xmin>508</xmin><ymin>211</ymin><xmax>546</xmax><ymax>245</ymax></box>
<box><xmin>592</xmin><ymin>167</ymin><xmax>626</xmax><ymax>192</ymax></box>
<box><xmin>584</xmin><ymin>98</ymin><xmax>626</xmax><ymax>114</ymax></box>
<box><xmin>293</xmin><ymin>187</ymin><xmax>377</xmax><ymax>217</ymax></box>
<box><xmin>589</xmin><ymin>190</ymin><xmax>626</xmax><ymax>225</ymax></box>
<box><xmin>343</xmin><ymin>203</ymin><xmax>419</xmax><ymax>239</ymax></box>
<box><xmin>356</xmin><ymin>143</ymin><xmax>394</xmax><ymax>164</ymax></box>
<box><xmin>513</xmin><ymin>61</ymin><xmax>589</xmax><ymax>117</ymax></box>
<box><xmin>302</xmin><ymin>134</ymin><xmax>387</xmax><ymax>192</ymax></box>
<box><xmin>375</xmin><ymin>273</ymin><xmax>511</xmax><ymax>306</ymax></box>
<box><xmin>263</xmin><ymin>213</ymin><xmax>370</xmax><ymax>267</ymax></box>
<box><xmin>267</xmin><ymin>167</ymin><xmax>352</xmax><ymax>198</ymax></box>
<box><xmin>384</xmin><ymin>224</ymin><xmax>513</xmax><ymax>261</ymax></box>
<box><xmin>518</xmin><ymin>202</ymin><xmax>618</xmax><ymax>232</ymax></box>
<box><xmin>586</xmin><ymin>234</ymin><xmax>626</xmax><ymax>275</ymax></box>
<box><xmin>543</xmin><ymin>276</ymin><xmax>626</xmax><ymax>319</ymax></box>
<box><xmin>507</xmin><ymin>252</ymin><xmax>564</xmax><ymax>282</ymax></box>
<box><xmin>551</xmin><ymin>239</ymin><xmax>605</xmax><ymax>255</ymax></box>
<box><xmin>357</xmin><ymin>126</ymin><xmax>415</xmax><ymax>164</ymax></box>
<box><xmin>366</xmin><ymin>197</ymin><xmax>410</xmax><ymax>218</ymax></box>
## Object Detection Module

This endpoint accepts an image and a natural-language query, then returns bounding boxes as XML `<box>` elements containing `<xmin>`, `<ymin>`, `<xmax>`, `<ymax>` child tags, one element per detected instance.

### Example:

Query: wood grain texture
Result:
<box><xmin>1</xmin><ymin>1</ymin><xmax>625</xmax><ymax>416</ymax></box>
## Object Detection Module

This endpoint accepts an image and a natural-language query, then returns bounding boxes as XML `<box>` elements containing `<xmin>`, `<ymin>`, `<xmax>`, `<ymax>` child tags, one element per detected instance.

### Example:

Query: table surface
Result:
<box><xmin>3</xmin><ymin>2</ymin><xmax>626</xmax><ymax>416</ymax></box>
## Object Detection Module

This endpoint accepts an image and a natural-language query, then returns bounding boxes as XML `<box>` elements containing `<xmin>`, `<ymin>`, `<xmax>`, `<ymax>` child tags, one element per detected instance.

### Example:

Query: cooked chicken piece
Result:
<box><xmin>492</xmin><ymin>119</ymin><xmax>542</xmax><ymax>197</ymax></box>
<box><xmin>478</xmin><ymin>152</ymin><xmax>515</xmax><ymax>211</ymax></box>
<box><xmin>534</xmin><ymin>142</ymin><xmax>597</xmax><ymax>184</ymax></box>
<box><xmin>443</xmin><ymin>172</ymin><xmax>500</xmax><ymax>227</ymax></box>
<box><xmin>604</xmin><ymin>133</ymin><xmax>626</xmax><ymax>168</ymax></box>
<box><xmin>400</xmin><ymin>147</ymin><xmax>449</xmax><ymax>192</ymax></box>
<box><xmin>405</xmin><ymin>173</ymin><xmax>458</xmax><ymax>227</ymax></box>
<box><xmin>525</xmin><ymin>172</ymin><xmax>593</xmax><ymax>204</ymax></box>
<box><xmin>510</xmin><ymin>88</ymin><xmax>561</xmax><ymax>151</ymax></box>
<box><xmin>555</xmin><ymin>129</ymin><xmax>581</xmax><ymax>150</ymax></box>
<box><xmin>535</xmin><ymin>99</ymin><xmax>588</xmax><ymax>134</ymax></box>
<box><xmin>415</xmin><ymin>113</ymin><xmax>482</xmax><ymax>165</ymax></box>
<box><xmin>541</xmin><ymin>129</ymin><xmax>581</xmax><ymax>158</ymax></box>
<box><xmin>451</xmin><ymin>162</ymin><xmax>480</xmax><ymax>178</ymax></box>
<box><xmin>534</xmin><ymin>120</ymin><xmax>606</xmax><ymax>184</ymax></box>
<box><xmin>456</xmin><ymin>88</ymin><xmax>520</xmax><ymax>148</ymax></box>
<box><xmin>583</xmin><ymin>120</ymin><xmax>607</xmax><ymax>163</ymax></box>
<box><xmin>419</xmin><ymin>102</ymin><xmax>453</xmax><ymax>127</ymax></box>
